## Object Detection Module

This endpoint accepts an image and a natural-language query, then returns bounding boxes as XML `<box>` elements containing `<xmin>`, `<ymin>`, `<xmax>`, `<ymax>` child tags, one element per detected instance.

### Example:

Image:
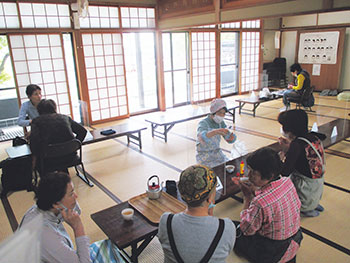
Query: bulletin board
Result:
<box><xmin>295</xmin><ymin>28</ymin><xmax>345</xmax><ymax>91</ymax></box>
<box><xmin>298</xmin><ymin>31</ymin><xmax>339</xmax><ymax>64</ymax></box>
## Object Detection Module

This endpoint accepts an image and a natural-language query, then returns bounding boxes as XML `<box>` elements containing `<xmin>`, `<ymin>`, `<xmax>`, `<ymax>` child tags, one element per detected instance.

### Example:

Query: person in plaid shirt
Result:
<box><xmin>233</xmin><ymin>147</ymin><xmax>303</xmax><ymax>263</ymax></box>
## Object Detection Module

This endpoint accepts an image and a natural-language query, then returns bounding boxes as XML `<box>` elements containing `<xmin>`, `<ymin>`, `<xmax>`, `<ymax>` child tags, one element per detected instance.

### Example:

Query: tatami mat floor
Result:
<box><xmin>1</xmin><ymin>93</ymin><xmax>349</xmax><ymax>262</ymax></box>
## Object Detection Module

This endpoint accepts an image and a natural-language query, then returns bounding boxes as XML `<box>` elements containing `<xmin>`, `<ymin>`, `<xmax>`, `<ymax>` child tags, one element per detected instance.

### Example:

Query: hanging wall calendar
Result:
<box><xmin>298</xmin><ymin>31</ymin><xmax>339</xmax><ymax>64</ymax></box>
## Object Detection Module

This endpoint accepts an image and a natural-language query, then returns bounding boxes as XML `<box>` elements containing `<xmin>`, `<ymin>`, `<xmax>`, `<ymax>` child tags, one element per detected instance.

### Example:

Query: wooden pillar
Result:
<box><xmin>155</xmin><ymin>30</ymin><xmax>166</xmax><ymax>111</ymax></box>
<box><xmin>72</xmin><ymin>30</ymin><xmax>91</xmax><ymax>126</ymax></box>
<box><xmin>259</xmin><ymin>20</ymin><xmax>264</xmax><ymax>90</ymax></box>
<box><xmin>215</xmin><ymin>0</ymin><xmax>221</xmax><ymax>98</ymax></box>
<box><xmin>214</xmin><ymin>0</ymin><xmax>220</xmax><ymax>24</ymax></box>
<box><xmin>216</xmin><ymin>30</ymin><xmax>221</xmax><ymax>98</ymax></box>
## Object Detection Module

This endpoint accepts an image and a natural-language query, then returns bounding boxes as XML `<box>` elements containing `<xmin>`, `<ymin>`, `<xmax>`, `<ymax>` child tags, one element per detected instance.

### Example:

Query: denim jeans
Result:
<box><xmin>283</xmin><ymin>89</ymin><xmax>301</xmax><ymax>106</ymax></box>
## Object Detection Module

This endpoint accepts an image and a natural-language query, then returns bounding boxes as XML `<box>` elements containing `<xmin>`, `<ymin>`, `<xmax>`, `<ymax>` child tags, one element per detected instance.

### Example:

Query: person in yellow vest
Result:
<box><xmin>281</xmin><ymin>63</ymin><xmax>310</xmax><ymax>111</ymax></box>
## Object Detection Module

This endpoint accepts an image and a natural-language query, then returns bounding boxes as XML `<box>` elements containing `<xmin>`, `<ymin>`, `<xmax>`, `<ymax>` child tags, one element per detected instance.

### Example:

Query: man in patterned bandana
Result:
<box><xmin>158</xmin><ymin>165</ymin><xmax>236</xmax><ymax>263</ymax></box>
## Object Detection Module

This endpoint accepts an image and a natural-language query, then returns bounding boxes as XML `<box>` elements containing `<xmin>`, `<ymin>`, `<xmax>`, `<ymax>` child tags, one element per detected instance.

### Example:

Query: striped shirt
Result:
<box><xmin>240</xmin><ymin>176</ymin><xmax>301</xmax><ymax>262</ymax></box>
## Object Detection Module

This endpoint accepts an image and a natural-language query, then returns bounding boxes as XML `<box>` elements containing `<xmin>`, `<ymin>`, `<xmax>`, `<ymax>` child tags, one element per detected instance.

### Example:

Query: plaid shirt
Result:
<box><xmin>240</xmin><ymin>177</ymin><xmax>301</xmax><ymax>262</ymax></box>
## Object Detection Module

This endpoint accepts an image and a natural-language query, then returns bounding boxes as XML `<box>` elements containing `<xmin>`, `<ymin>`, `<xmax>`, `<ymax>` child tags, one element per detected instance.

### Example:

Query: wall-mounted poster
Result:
<box><xmin>298</xmin><ymin>31</ymin><xmax>339</xmax><ymax>64</ymax></box>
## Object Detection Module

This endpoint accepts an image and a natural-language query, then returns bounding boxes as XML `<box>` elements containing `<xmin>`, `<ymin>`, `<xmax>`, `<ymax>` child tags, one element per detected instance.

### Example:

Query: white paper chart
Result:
<box><xmin>298</xmin><ymin>31</ymin><xmax>339</xmax><ymax>64</ymax></box>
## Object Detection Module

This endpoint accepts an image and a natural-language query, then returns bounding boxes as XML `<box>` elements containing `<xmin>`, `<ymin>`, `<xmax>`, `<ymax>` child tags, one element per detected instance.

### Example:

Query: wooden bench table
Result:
<box><xmin>145</xmin><ymin>101</ymin><xmax>239</xmax><ymax>142</ymax></box>
<box><xmin>236</xmin><ymin>95</ymin><xmax>282</xmax><ymax>117</ymax></box>
<box><xmin>83</xmin><ymin>121</ymin><xmax>147</xmax><ymax>150</ymax></box>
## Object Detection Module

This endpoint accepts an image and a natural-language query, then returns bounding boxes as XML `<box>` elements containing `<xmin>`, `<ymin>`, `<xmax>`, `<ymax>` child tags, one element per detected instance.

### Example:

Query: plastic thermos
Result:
<box><xmin>240</xmin><ymin>161</ymin><xmax>245</xmax><ymax>175</ymax></box>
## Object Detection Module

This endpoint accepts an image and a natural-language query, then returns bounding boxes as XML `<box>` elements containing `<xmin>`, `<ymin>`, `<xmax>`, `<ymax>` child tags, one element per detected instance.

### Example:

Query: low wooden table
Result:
<box><xmin>236</xmin><ymin>95</ymin><xmax>282</xmax><ymax>117</ymax></box>
<box><xmin>91</xmin><ymin>202</ymin><xmax>158</xmax><ymax>263</ymax></box>
<box><xmin>83</xmin><ymin>121</ymin><xmax>147</xmax><ymax>150</ymax></box>
<box><xmin>145</xmin><ymin>101</ymin><xmax>239</xmax><ymax>142</ymax></box>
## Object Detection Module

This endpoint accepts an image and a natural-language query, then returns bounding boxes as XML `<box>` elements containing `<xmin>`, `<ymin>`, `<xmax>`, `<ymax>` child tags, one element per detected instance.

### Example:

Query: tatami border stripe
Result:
<box><xmin>324</xmin><ymin>182</ymin><xmax>350</xmax><ymax>193</ymax></box>
<box><xmin>113</xmin><ymin>138</ymin><xmax>183</xmax><ymax>173</ymax></box>
<box><xmin>325</xmin><ymin>149</ymin><xmax>350</xmax><ymax>159</ymax></box>
<box><xmin>77</xmin><ymin>167</ymin><xmax>122</xmax><ymax>204</ymax></box>
<box><xmin>300</xmin><ymin>227</ymin><xmax>350</xmax><ymax>256</ymax></box>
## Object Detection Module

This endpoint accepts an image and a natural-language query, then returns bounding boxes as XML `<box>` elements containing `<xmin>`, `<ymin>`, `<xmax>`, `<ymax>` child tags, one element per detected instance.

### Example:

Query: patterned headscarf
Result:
<box><xmin>210</xmin><ymin>99</ymin><xmax>227</xmax><ymax>114</ymax></box>
<box><xmin>178</xmin><ymin>165</ymin><xmax>217</xmax><ymax>207</ymax></box>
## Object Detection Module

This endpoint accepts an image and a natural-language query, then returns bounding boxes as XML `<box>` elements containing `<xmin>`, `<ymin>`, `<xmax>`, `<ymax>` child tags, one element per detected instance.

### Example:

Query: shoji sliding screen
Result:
<box><xmin>81</xmin><ymin>33</ymin><xmax>128</xmax><ymax>123</ymax></box>
<box><xmin>191</xmin><ymin>32</ymin><xmax>216</xmax><ymax>103</ymax></box>
<box><xmin>241</xmin><ymin>31</ymin><xmax>260</xmax><ymax>92</ymax></box>
<box><xmin>9</xmin><ymin>33</ymin><xmax>72</xmax><ymax>116</ymax></box>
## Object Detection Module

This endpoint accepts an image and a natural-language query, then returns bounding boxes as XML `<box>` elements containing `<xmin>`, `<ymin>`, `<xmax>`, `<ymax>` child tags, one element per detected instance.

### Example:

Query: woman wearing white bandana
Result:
<box><xmin>196</xmin><ymin>99</ymin><xmax>237</xmax><ymax>168</ymax></box>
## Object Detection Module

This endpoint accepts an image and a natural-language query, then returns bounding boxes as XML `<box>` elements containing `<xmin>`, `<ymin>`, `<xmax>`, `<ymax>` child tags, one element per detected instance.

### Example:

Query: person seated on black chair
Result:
<box><xmin>281</xmin><ymin>63</ymin><xmax>310</xmax><ymax>111</ymax></box>
<box><xmin>29</xmin><ymin>99</ymin><xmax>87</xmax><ymax>173</ymax></box>
<box><xmin>17</xmin><ymin>84</ymin><xmax>42</xmax><ymax>127</ymax></box>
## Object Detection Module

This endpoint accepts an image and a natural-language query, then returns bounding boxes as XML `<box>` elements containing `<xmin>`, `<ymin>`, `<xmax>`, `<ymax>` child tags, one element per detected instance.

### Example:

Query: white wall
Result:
<box><xmin>263</xmin><ymin>18</ymin><xmax>280</xmax><ymax>62</ymax></box>
<box><xmin>263</xmin><ymin>31</ymin><xmax>277</xmax><ymax>62</ymax></box>
<box><xmin>280</xmin><ymin>31</ymin><xmax>297</xmax><ymax>84</ymax></box>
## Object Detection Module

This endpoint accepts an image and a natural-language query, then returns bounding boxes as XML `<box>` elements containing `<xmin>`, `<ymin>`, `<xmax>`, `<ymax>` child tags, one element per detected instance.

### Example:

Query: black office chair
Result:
<box><xmin>39</xmin><ymin>139</ymin><xmax>93</xmax><ymax>187</ymax></box>
<box><xmin>287</xmin><ymin>85</ymin><xmax>315</xmax><ymax>111</ymax></box>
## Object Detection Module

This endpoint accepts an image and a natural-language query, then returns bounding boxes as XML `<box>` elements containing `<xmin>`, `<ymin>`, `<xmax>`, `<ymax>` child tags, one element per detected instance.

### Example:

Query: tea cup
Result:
<box><xmin>121</xmin><ymin>208</ymin><xmax>134</xmax><ymax>220</ymax></box>
<box><xmin>226</xmin><ymin>165</ymin><xmax>235</xmax><ymax>173</ymax></box>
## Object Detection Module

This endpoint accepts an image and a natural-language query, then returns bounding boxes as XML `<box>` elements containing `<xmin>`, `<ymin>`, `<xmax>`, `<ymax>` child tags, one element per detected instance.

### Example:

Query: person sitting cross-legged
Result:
<box><xmin>158</xmin><ymin>165</ymin><xmax>236</xmax><ymax>263</ymax></box>
<box><xmin>233</xmin><ymin>147</ymin><xmax>303</xmax><ymax>263</ymax></box>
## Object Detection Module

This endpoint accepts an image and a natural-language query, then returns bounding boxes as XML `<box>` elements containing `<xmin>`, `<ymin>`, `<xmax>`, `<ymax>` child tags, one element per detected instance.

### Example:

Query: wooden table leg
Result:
<box><xmin>138</xmin><ymin>131</ymin><xmax>142</xmax><ymax>149</ymax></box>
<box><xmin>151</xmin><ymin>124</ymin><xmax>155</xmax><ymax>138</ymax></box>
<box><xmin>252</xmin><ymin>102</ymin><xmax>260</xmax><ymax>117</ymax></box>
<box><xmin>164</xmin><ymin>125</ymin><xmax>168</xmax><ymax>143</ymax></box>
<box><xmin>131</xmin><ymin>243</ymin><xmax>139</xmax><ymax>263</ymax></box>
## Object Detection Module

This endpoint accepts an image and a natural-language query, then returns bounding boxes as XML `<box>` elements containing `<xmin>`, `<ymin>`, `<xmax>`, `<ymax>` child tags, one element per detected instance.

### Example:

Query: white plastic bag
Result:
<box><xmin>259</xmin><ymin>87</ymin><xmax>271</xmax><ymax>99</ymax></box>
<box><xmin>230</xmin><ymin>140</ymin><xmax>248</xmax><ymax>159</ymax></box>
<box><xmin>0</xmin><ymin>214</ymin><xmax>42</xmax><ymax>263</ymax></box>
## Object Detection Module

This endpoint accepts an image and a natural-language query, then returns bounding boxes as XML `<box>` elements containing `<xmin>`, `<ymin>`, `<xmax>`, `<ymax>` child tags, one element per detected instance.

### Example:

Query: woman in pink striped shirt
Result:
<box><xmin>233</xmin><ymin>147</ymin><xmax>303</xmax><ymax>263</ymax></box>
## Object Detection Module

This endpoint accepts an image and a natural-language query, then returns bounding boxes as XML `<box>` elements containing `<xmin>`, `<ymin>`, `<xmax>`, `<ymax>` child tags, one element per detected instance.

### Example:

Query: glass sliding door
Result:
<box><xmin>220</xmin><ymin>32</ymin><xmax>239</xmax><ymax>96</ymax></box>
<box><xmin>0</xmin><ymin>35</ymin><xmax>18</xmax><ymax>129</ymax></box>
<box><xmin>162</xmin><ymin>32</ymin><xmax>189</xmax><ymax>108</ymax></box>
<box><xmin>123</xmin><ymin>32</ymin><xmax>158</xmax><ymax>113</ymax></box>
